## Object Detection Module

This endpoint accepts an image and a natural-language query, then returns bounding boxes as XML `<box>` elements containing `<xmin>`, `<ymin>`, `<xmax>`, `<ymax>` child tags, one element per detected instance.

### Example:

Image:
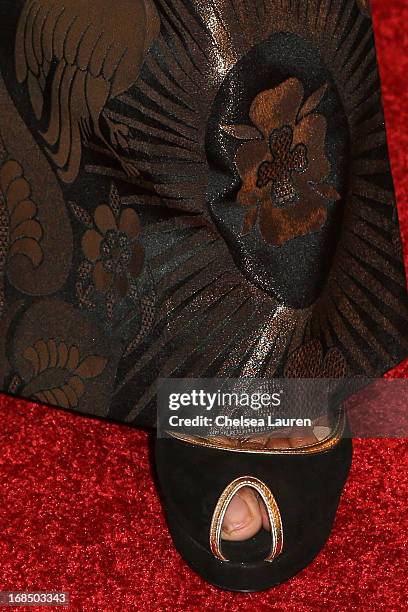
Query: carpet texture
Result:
<box><xmin>1</xmin><ymin>1</ymin><xmax>408</xmax><ymax>610</ymax></box>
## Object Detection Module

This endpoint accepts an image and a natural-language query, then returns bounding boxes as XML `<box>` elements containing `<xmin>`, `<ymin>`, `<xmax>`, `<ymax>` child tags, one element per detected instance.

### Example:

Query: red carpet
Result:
<box><xmin>1</xmin><ymin>1</ymin><xmax>408</xmax><ymax>610</ymax></box>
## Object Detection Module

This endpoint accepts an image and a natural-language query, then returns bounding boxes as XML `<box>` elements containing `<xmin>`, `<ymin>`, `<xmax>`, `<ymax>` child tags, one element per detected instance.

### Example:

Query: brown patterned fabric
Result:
<box><xmin>224</xmin><ymin>79</ymin><xmax>340</xmax><ymax>245</ymax></box>
<box><xmin>357</xmin><ymin>0</ymin><xmax>371</xmax><ymax>17</ymax></box>
<box><xmin>0</xmin><ymin>0</ymin><xmax>407</xmax><ymax>427</ymax></box>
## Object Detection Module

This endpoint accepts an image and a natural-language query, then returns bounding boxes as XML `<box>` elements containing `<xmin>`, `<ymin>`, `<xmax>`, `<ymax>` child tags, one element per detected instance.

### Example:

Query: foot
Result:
<box><xmin>221</xmin><ymin>428</ymin><xmax>320</xmax><ymax>541</ymax></box>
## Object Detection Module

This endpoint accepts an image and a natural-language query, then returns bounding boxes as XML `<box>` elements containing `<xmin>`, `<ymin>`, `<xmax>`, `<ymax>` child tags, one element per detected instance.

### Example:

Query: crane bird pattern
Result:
<box><xmin>15</xmin><ymin>0</ymin><xmax>160</xmax><ymax>183</ymax></box>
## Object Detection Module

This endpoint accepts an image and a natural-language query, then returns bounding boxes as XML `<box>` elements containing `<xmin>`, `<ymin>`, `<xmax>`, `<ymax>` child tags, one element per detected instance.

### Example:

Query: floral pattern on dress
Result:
<box><xmin>284</xmin><ymin>339</ymin><xmax>348</xmax><ymax>378</ymax></box>
<box><xmin>0</xmin><ymin>147</ymin><xmax>44</xmax><ymax>315</ymax></box>
<box><xmin>222</xmin><ymin>78</ymin><xmax>340</xmax><ymax>246</ymax></box>
<box><xmin>21</xmin><ymin>339</ymin><xmax>108</xmax><ymax>409</ymax></box>
<box><xmin>71</xmin><ymin>183</ymin><xmax>144</xmax><ymax>318</ymax></box>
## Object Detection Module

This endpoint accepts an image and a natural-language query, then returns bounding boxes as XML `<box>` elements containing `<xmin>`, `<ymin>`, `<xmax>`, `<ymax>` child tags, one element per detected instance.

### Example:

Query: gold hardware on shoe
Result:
<box><xmin>210</xmin><ymin>476</ymin><xmax>283</xmax><ymax>562</ymax></box>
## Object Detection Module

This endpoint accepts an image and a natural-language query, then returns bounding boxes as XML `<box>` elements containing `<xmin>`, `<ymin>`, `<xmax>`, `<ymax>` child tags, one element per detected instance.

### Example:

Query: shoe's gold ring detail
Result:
<box><xmin>210</xmin><ymin>476</ymin><xmax>283</xmax><ymax>563</ymax></box>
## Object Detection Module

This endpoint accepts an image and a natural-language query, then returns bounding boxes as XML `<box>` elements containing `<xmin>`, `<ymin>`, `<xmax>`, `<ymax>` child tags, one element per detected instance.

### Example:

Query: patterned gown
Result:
<box><xmin>0</xmin><ymin>0</ymin><xmax>407</xmax><ymax>427</ymax></box>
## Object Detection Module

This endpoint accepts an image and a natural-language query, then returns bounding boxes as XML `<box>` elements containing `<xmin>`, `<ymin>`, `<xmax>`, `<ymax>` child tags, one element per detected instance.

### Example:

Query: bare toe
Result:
<box><xmin>221</xmin><ymin>487</ymin><xmax>263</xmax><ymax>541</ymax></box>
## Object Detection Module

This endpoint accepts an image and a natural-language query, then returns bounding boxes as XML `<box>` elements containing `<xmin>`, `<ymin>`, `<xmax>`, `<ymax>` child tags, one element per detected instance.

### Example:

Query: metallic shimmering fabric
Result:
<box><xmin>0</xmin><ymin>0</ymin><xmax>407</xmax><ymax>427</ymax></box>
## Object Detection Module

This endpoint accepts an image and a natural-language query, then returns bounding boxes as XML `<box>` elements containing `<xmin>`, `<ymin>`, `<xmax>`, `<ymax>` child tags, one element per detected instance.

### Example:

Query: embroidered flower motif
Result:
<box><xmin>82</xmin><ymin>205</ymin><xmax>143</xmax><ymax>296</ymax></box>
<box><xmin>283</xmin><ymin>339</ymin><xmax>348</xmax><ymax>421</ymax></box>
<box><xmin>222</xmin><ymin>78</ymin><xmax>340</xmax><ymax>246</ymax></box>
<box><xmin>0</xmin><ymin>154</ymin><xmax>44</xmax><ymax>313</ymax></box>
<box><xmin>22</xmin><ymin>339</ymin><xmax>107</xmax><ymax>408</ymax></box>
<box><xmin>284</xmin><ymin>339</ymin><xmax>348</xmax><ymax>378</ymax></box>
<box><xmin>72</xmin><ymin>183</ymin><xmax>144</xmax><ymax>316</ymax></box>
<box><xmin>357</xmin><ymin>0</ymin><xmax>371</xmax><ymax>17</ymax></box>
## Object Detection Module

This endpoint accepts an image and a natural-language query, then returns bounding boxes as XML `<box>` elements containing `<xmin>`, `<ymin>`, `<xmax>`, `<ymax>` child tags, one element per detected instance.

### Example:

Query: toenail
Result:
<box><xmin>222</xmin><ymin>495</ymin><xmax>253</xmax><ymax>532</ymax></box>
